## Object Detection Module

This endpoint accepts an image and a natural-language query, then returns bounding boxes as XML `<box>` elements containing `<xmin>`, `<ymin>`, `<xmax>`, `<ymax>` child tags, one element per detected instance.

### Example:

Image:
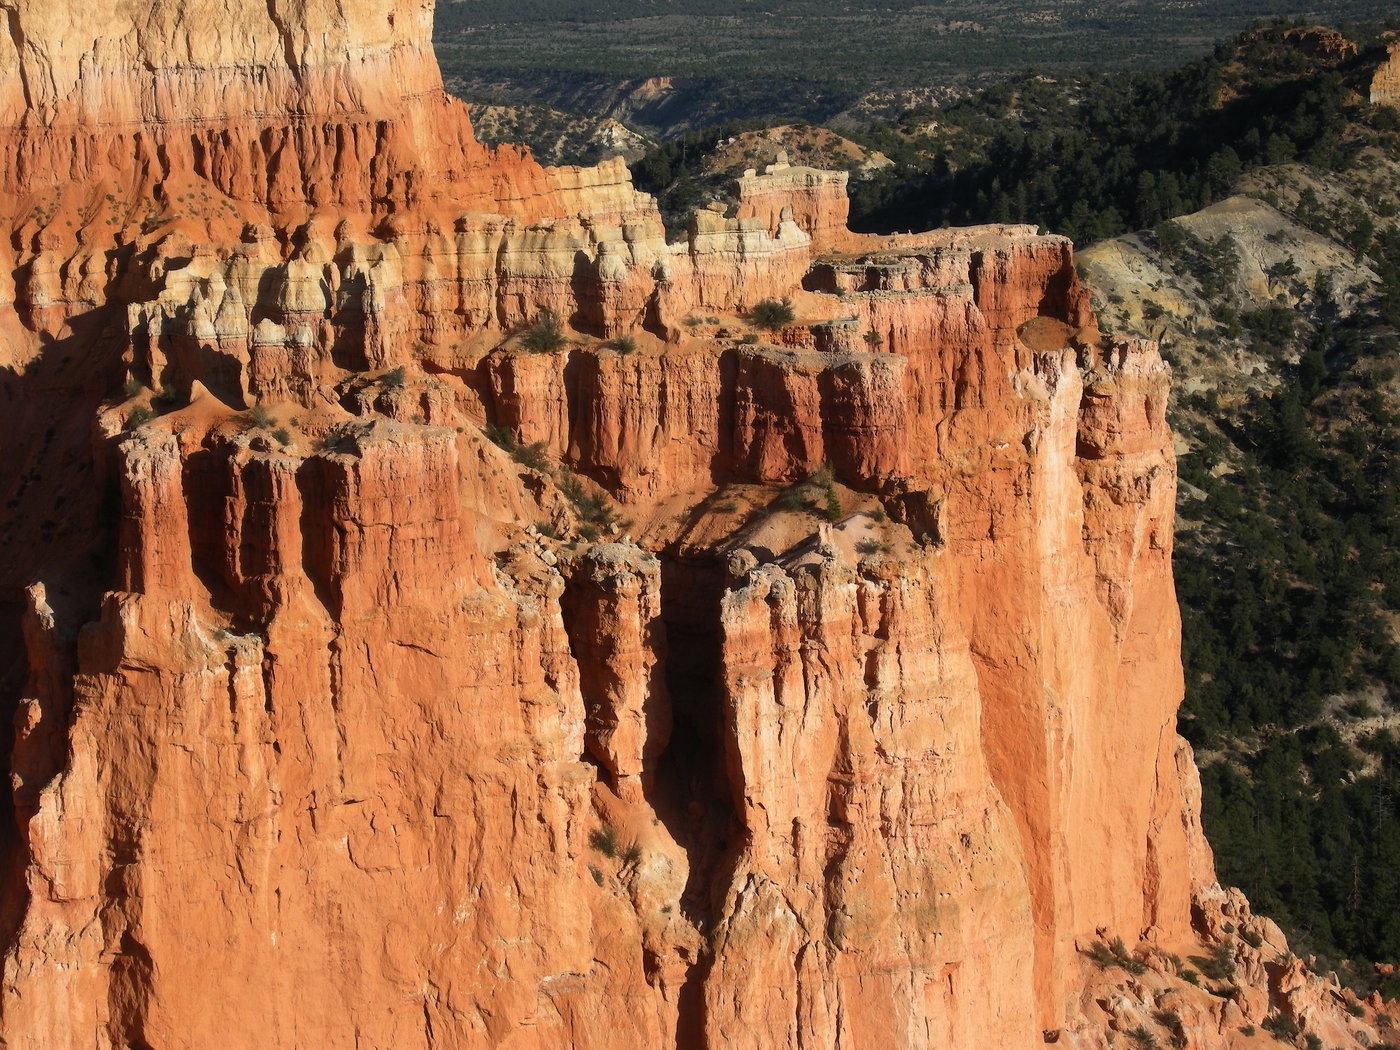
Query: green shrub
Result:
<box><xmin>1156</xmin><ymin>221</ymin><xmax>1187</xmax><ymax>258</ymax></box>
<box><xmin>824</xmin><ymin>489</ymin><xmax>842</xmax><ymax>522</ymax></box>
<box><xmin>1193</xmin><ymin>941</ymin><xmax>1236</xmax><ymax>981</ymax></box>
<box><xmin>558</xmin><ymin>470</ymin><xmax>621</xmax><ymax>533</ymax></box>
<box><xmin>484</xmin><ymin>423</ymin><xmax>550</xmax><ymax>472</ymax></box>
<box><xmin>127</xmin><ymin>405</ymin><xmax>156</xmax><ymax>430</ymax></box>
<box><xmin>864</xmin><ymin>329</ymin><xmax>883</xmax><ymax>348</ymax></box>
<box><xmin>318</xmin><ymin>426</ymin><xmax>355</xmax><ymax>452</ymax></box>
<box><xmin>1262</xmin><ymin>1014</ymin><xmax>1300</xmax><ymax>1040</ymax></box>
<box><xmin>752</xmin><ymin>297</ymin><xmax>795</xmax><ymax>330</ymax></box>
<box><xmin>1087</xmin><ymin>937</ymin><xmax>1147</xmax><ymax>976</ymax></box>
<box><xmin>122</xmin><ymin>378</ymin><xmax>143</xmax><ymax>399</ymax></box>
<box><xmin>1209</xmin><ymin>302</ymin><xmax>1242</xmax><ymax>338</ymax></box>
<box><xmin>272</xmin><ymin>428</ymin><xmax>291</xmax><ymax>447</ymax></box>
<box><xmin>521</xmin><ymin>310</ymin><xmax>567</xmax><ymax>353</ymax></box>
<box><xmin>248</xmin><ymin>403</ymin><xmax>272</xmax><ymax>429</ymax></box>
<box><xmin>590</xmin><ymin>826</ymin><xmax>620</xmax><ymax>858</ymax></box>
<box><xmin>1265</xmin><ymin>257</ymin><xmax>1300</xmax><ymax>284</ymax></box>
<box><xmin>857</xmin><ymin>538</ymin><xmax>882</xmax><ymax>555</ymax></box>
<box><xmin>1242</xmin><ymin>305</ymin><xmax>1296</xmax><ymax>345</ymax></box>
<box><xmin>779</xmin><ymin>488</ymin><xmax>810</xmax><ymax>513</ymax></box>
<box><xmin>513</xmin><ymin>442</ymin><xmax>551</xmax><ymax>473</ymax></box>
<box><xmin>1086</xmin><ymin>940</ymin><xmax>1118</xmax><ymax>969</ymax></box>
<box><xmin>383</xmin><ymin>366</ymin><xmax>407</xmax><ymax>388</ymax></box>
<box><xmin>606</xmin><ymin>335</ymin><xmax>638</xmax><ymax>355</ymax></box>
<box><xmin>811</xmin><ymin>464</ymin><xmax>841</xmax><ymax>522</ymax></box>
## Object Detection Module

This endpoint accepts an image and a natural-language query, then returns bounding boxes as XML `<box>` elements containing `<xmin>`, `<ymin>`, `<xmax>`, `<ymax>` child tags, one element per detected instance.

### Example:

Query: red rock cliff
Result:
<box><xmin>0</xmin><ymin>3</ymin><xmax>1392</xmax><ymax>1049</ymax></box>
<box><xmin>1372</xmin><ymin>41</ymin><xmax>1400</xmax><ymax>107</ymax></box>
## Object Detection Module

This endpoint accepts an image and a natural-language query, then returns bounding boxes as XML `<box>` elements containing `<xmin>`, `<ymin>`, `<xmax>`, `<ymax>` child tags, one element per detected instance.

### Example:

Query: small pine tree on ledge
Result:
<box><xmin>751</xmin><ymin>297</ymin><xmax>795</xmax><ymax>330</ymax></box>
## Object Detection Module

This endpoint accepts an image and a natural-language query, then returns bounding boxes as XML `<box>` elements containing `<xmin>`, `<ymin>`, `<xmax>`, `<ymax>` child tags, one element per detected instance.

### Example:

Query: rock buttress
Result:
<box><xmin>3</xmin><ymin>2</ymin><xmax>1392</xmax><ymax>1048</ymax></box>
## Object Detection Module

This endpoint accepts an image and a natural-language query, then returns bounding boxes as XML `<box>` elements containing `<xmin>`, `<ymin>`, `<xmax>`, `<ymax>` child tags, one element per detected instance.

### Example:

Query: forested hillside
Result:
<box><xmin>1167</xmin><ymin>204</ymin><xmax>1400</xmax><ymax>982</ymax></box>
<box><xmin>842</xmin><ymin>23</ymin><xmax>1399</xmax><ymax>239</ymax></box>
<box><xmin>434</xmin><ymin>1</ymin><xmax>1400</xmax><ymax>135</ymax></box>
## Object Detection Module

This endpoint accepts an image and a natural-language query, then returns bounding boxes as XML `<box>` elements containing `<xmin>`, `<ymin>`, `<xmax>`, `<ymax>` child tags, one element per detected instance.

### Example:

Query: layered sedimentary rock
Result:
<box><xmin>1</xmin><ymin>2</ymin><xmax>1393</xmax><ymax>1049</ymax></box>
<box><xmin>1373</xmin><ymin>41</ymin><xmax>1400</xmax><ymax>106</ymax></box>
<box><xmin>733</xmin><ymin>157</ymin><xmax>852</xmax><ymax>252</ymax></box>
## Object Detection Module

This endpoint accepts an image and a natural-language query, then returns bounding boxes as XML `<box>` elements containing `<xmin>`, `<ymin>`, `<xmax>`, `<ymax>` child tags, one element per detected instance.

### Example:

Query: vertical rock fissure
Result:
<box><xmin>655</xmin><ymin>552</ymin><xmax>737</xmax><ymax>932</ymax></box>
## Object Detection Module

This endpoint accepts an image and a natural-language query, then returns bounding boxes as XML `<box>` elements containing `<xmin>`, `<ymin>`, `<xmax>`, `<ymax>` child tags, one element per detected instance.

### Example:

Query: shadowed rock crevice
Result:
<box><xmin>296</xmin><ymin>457</ymin><xmax>340</xmax><ymax>618</ymax></box>
<box><xmin>654</xmin><ymin>554</ymin><xmax>740</xmax><ymax>930</ymax></box>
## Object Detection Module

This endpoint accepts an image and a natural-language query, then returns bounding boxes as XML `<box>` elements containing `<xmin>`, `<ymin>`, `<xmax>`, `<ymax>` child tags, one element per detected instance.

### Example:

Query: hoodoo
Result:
<box><xmin>1373</xmin><ymin>41</ymin><xmax>1400</xmax><ymax>107</ymax></box>
<box><xmin>0</xmin><ymin>2</ymin><xmax>1391</xmax><ymax>1048</ymax></box>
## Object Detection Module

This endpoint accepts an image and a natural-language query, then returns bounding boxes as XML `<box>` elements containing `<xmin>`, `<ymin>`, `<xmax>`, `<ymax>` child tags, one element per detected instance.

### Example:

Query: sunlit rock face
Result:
<box><xmin>1373</xmin><ymin>42</ymin><xmax>1400</xmax><ymax>106</ymax></box>
<box><xmin>1</xmin><ymin>2</ymin><xmax>1393</xmax><ymax>1049</ymax></box>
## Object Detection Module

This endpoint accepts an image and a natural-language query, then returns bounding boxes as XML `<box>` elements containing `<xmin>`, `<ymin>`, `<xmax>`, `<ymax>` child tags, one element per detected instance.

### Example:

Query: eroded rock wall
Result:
<box><xmin>1371</xmin><ymin>42</ymin><xmax>1400</xmax><ymax>106</ymax></box>
<box><xmin>1</xmin><ymin>2</ymin><xmax>1390</xmax><ymax>1049</ymax></box>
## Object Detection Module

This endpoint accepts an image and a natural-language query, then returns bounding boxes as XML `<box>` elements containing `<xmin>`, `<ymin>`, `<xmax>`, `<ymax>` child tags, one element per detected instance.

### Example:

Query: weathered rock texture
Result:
<box><xmin>0</xmin><ymin>3</ymin><xmax>1392</xmax><ymax>1049</ymax></box>
<box><xmin>1372</xmin><ymin>41</ymin><xmax>1400</xmax><ymax>106</ymax></box>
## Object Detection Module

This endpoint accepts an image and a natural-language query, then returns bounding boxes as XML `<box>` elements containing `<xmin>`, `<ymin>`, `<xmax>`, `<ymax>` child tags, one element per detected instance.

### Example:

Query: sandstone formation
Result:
<box><xmin>0</xmin><ymin>2</ymin><xmax>1392</xmax><ymax>1049</ymax></box>
<box><xmin>733</xmin><ymin>156</ymin><xmax>853</xmax><ymax>252</ymax></box>
<box><xmin>1372</xmin><ymin>42</ymin><xmax>1400</xmax><ymax>107</ymax></box>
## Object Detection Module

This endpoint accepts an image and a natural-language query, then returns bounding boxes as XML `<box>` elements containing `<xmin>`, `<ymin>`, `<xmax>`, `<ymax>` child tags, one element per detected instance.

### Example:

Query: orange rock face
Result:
<box><xmin>1373</xmin><ymin>42</ymin><xmax>1400</xmax><ymax>107</ymax></box>
<box><xmin>733</xmin><ymin>159</ymin><xmax>852</xmax><ymax>252</ymax></box>
<box><xmin>0</xmin><ymin>3</ymin><xmax>1391</xmax><ymax>1049</ymax></box>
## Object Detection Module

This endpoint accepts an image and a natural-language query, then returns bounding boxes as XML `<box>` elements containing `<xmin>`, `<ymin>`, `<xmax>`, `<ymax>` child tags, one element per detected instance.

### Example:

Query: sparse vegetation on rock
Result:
<box><xmin>1087</xmin><ymin>937</ymin><xmax>1148</xmax><ymax>976</ymax></box>
<box><xmin>520</xmin><ymin>310</ymin><xmax>567</xmax><ymax>353</ymax></box>
<box><xmin>486</xmin><ymin>424</ymin><xmax>552</xmax><ymax>473</ymax></box>
<box><xmin>751</xmin><ymin>297</ymin><xmax>795</xmax><ymax>330</ymax></box>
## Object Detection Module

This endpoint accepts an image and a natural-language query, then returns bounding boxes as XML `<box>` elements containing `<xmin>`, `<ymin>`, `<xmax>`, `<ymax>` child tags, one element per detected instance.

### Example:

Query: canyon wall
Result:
<box><xmin>0</xmin><ymin>2</ymin><xmax>1393</xmax><ymax>1049</ymax></box>
<box><xmin>1373</xmin><ymin>42</ymin><xmax>1400</xmax><ymax>107</ymax></box>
